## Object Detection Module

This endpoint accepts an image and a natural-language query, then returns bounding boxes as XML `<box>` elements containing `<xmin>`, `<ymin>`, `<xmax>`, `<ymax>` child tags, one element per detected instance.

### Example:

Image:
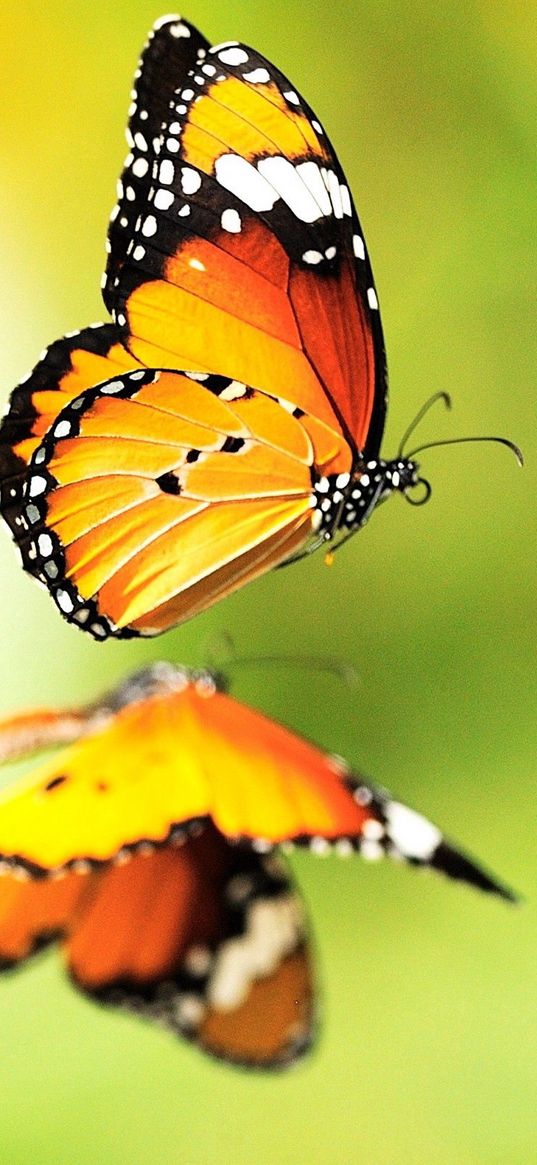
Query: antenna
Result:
<box><xmin>398</xmin><ymin>391</ymin><xmax>452</xmax><ymax>458</ymax></box>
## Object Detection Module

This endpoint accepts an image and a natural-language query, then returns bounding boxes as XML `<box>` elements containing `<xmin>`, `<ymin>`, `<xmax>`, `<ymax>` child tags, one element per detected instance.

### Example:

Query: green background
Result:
<box><xmin>0</xmin><ymin>2</ymin><xmax>535</xmax><ymax>1161</ymax></box>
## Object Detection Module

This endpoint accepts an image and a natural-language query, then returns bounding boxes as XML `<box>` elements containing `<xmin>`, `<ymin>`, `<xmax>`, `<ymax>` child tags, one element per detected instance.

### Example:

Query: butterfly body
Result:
<box><xmin>0</xmin><ymin>18</ymin><xmax>423</xmax><ymax>636</ymax></box>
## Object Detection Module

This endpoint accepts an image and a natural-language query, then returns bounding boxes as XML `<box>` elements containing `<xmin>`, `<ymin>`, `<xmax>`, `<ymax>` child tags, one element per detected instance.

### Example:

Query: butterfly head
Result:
<box><xmin>312</xmin><ymin>456</ymin><xmax>429</xmax><ymax>545</ymax></box>
<box><xmin>383</xmin><ymin>457</ymin><xmax>432</xmax><ymax>506</ymax></box>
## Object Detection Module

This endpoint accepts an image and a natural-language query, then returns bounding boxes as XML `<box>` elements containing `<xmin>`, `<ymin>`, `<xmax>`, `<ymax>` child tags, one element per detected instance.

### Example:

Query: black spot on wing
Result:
<box><xmin>156</xmin><ymin>471</ymin><xmax>181</xmax><ymax>495</ymax></box>
<box><xmin>220</xmin><ymin>437</ymin><xmax>245</xmax><ymax>453</ymax></box>
<box><xmin>44</xmin><ymin>775</ymin><xmax>68</xmax><ymax>793</ymax></box>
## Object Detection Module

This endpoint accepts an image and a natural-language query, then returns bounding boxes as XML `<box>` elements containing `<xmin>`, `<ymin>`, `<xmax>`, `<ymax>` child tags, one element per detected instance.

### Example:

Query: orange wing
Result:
<box><xmin>0</xmin><ymin>663</ymin><xmax>515</xmax><ymax>901</ymax></box>
<box><xmin>15</xmin><ymin>368</ymin><xmax>350</xmax><ymax>637</ymax></box>
<box><xmin>0</xmin><ymin>827</ymin><xmax>313</xmax><ymax>1069</ymax></box>
<box><xmin>0</xmin><ymin>324</ymin><xmax>142</xmax><ymax>537</ymax></box>
<box><xmin>108</xmin><ymin>38</ymin><xmax>387</xmax><ymax>458</ymax></box>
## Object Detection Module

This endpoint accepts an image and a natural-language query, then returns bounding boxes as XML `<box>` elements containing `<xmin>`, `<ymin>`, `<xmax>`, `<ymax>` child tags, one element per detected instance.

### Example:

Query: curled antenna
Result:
<box><xmin>405</xmin><ymin>435</ymin><xmax>524</xmax><ymax>466</ymax></box>
<box><xmin>398</xmin><ymin>391</ymin><xmax>452</xmax><ymax>458</ymax></box>
<box><xmin>404</xmin><ymin>478</ymin><xmax>432</xmax><ymax>506</ymax></box>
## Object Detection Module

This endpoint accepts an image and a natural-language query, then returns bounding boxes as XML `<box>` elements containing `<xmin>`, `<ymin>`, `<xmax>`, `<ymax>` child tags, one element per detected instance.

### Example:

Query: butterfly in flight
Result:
<box><xmin>0</xmin><ymin>17</ymin><xmax>521</xmax><ymax>639</ymax></box>
<box><xmin>0</xmin><ymin>662</ymin><xmax>514</xmax><ymax>1068</ymax></box>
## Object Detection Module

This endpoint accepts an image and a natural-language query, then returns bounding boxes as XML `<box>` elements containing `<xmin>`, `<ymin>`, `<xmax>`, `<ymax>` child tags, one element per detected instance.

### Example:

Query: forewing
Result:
<box><xmin>110</xmin><ymin>38</ymin><xmax>386</xmax><ymax>458</ymax></box>
<box><xmin>103</xmin><ymin>15</ymin><xmax>210</xmax><ymax>312</ymax></box>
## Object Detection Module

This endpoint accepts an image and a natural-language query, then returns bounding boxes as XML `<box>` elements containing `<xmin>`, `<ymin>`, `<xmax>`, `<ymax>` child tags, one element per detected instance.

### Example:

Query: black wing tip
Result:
<box><xmin>431</xmin><ymin>841</ymin><xmax>520</xmax><ymax>905</ymax></box>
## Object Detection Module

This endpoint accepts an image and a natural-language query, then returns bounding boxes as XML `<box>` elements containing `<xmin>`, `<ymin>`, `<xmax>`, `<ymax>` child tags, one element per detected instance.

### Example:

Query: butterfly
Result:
<box><xmin>0</xmin><ymin>662</ymin><xmax>514</xmax><ymax>1068</ymax></box>
<box><xmin>0</xmin><ymin>14</ymin><xmax>427</xmax><ymax>640</ymax></box>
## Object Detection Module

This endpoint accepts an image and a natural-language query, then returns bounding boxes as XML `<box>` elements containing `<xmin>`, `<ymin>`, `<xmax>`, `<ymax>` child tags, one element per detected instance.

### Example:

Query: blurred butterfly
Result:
<box><xmin>0</xmin><ymin>15</ymin><xmax>426</xmax><ymax>640</ymax></box>
<box><xmin>0</xmin><ymin>662</ymin><xmax>514</xmax><ymax>1068</ymax></box>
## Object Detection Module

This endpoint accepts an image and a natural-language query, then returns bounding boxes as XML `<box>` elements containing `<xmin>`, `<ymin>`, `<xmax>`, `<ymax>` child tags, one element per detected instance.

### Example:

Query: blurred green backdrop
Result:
<box><xmin>0</xmin><ymin>2</ymin><xmax>535</xmax><ymax>1162</ymax></box>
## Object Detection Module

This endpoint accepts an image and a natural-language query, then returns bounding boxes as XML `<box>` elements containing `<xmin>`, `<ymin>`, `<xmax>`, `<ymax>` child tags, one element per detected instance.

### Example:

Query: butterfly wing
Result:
<box><xmin>0</xmin><ymin>828</ymin><xmax>313</xmax><ymax>1068</ymax></box>
<box><xmin>0</xmin><ymin>325</ymin><xmax>143</xmax><ymax>537</ymax></box>
<box><xmin>106</xmin><ymin>32</ymin><xmax>387</xmax><ymax>460</ymax></box>
<box><xmin>0</xmin><ymin>666</ymin><xmax>515</xmax><ymax>900</ymax></box>
<box><xmin>103</xmin><ymin>16</ymin><xmax>210</xmax><ymax>311</ymax></box>
<box><xmin>14</xmin><ymin>366</ymin><xmax>350</xmax><ymax>637</ymax></box>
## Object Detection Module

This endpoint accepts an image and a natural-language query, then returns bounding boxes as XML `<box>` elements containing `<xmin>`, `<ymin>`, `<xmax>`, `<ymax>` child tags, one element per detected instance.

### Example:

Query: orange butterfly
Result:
<box><xmin>0</xmin><ymin>15</ymin><xmax>427</xmax><ymax>640</ymax></box>
<box><xmin>0</xmin><ymin>663</ymin><xmax>514</xmax><ymax>1068</ymax></box>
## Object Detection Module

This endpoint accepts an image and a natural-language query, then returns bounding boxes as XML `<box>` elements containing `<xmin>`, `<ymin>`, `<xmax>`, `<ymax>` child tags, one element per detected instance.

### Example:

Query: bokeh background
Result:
<box><xmin>0</xmin><ymin>2</ymin><xmax>535</xmax><ymax>1161</ymax></box>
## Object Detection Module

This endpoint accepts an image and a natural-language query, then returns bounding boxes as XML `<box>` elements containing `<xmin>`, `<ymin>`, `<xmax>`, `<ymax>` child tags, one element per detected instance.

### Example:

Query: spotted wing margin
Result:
<box><xmin>110</xmin><ymin>37</ymin><xmax>386</xmax><ymax>460</ymax></box>
<box><xmin>0</xmin><ymin>668</ymin><xmax>516</xmax><ymax>904</ymax></box>
<box><xmin>341</xmin><ymin>775</ymin><xmax>517</xmax><ymax>901</ymax></box>
<box><xmin>0</xmin><ymin>323</ymin><xmax>142</xmax><ymax>537</ymax></box>
<box><xmin>15</xmin><ymin>367</ymin><xmax>345</xmax><ymax>638</ymax></box>
<box><xmin>0</xmin><ymin>829</ymin><xmax>314</xmax><ymax>1069</ymax></box>
<box><xmin>103</xmin><ymin>15</ymin><xmax>210</xmax><ymax>313</ymax></box>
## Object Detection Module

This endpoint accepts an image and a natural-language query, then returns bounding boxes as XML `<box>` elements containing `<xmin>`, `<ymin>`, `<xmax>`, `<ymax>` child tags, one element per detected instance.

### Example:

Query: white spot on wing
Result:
<box><xmin>244</xmin><ymin>67</ymin><xmax>270</xmax><ymax>83</ymax></box>
<box><xmin>53</xmin><ymin>420</ymin><xmax>71</xmax><ymax>439</ymax></box>
<box><xmin>159</xmin><ymin>159</ymin><xmax>175</xmax><ymax>185</ymax></box>
<box><xmin>208</xmin><ymin>893</ymin><xmax>304</xmax><ymax>1011</ymax></box>
<box><xmin>38</xmin><ymin>533</ymin><xmax>53</xmax><ymax>556</ymax></box>
<box><xmin>257</xmin><ymin>156</ymin><xmax>325</xmax><ymax>222</ymax></box>
<box><xmin>367</xmin><ymin>287</ymin><xmax>379</xmax><ymax>310</ymax></box>
<box><xmin>132</xmin><ymin>156</ymin><xmax>149</xmax><ymax>178</ymax></box>
<box><xmin>29</xmin><ymin>475</ymin><xmax>46</xmax><ymax>497</ymax></box>
<box><xmin>218</xmin><ymin>47</ymin><xmax>249</xmax><ymax>66</ymax></box>
<box><xmin>216</xmin><ymin>155</ymin><xmax>279</xmax><ymax>212</ymax></box>
<box><xmin>386</xmin><ymin>802</ymin><xmax>442</xmax><ymax>860</ymax></box>
<box><xmin>154</xmin><ymin>188</ymin><xmax>174</xmax><ymax>211</ymax></box>
<box><xmin>340</xmin><ymin>184</ymin><xmax>352</xmax><ymax>216</ymax></box>
<box><xmin>219</xmin><ymin>380</ymin><xmax>246</xmax><ymax>401</ymax></box>
<box><xmin>100</xmin><ymin>380</ymin><xmax>124</xmax><ymax>395</ymax></box>
<box><xmin>295</xmin><ymin>161</ymin><xmax>332</xmax><ymax>217</ymax></box>
<box><xmin>322</xmin><ymin>168</ymin><xmax>344</xmax><ymax>219</ymax></box>
<box><xmin>181</xmin><ymin>167</ymin><xmax>202</xmax><ymax>194</ymax></box>
<box><xmin>303</xmin><ymin>250</ymin><xmax>323</xmax><ymax>265</ymax></box>
<box><xmin>142</xmin><ymin>215</ymin><xmax>157</xmax><ymax>238</ymax></box>
<box><xmin>169</xmin><ymin>22</ymin><xmax>192</xmax><ymax>39</ymax></box>
<box><xmin>56</xmin><ymin>589</ymin><xmax>74</xmax><ymax>614</ymax></box>
<box><xmin>221</xmin><ymin>208</ymin><xmax>242</xmax><ymax>233</ymax></box>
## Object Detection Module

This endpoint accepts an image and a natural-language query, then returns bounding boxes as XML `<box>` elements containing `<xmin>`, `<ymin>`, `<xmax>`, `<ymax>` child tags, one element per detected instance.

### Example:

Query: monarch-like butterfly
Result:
<box><xmin>0</xmin><ymin>15</ymin><xmax>432</xmax><ymax>640</ymax></box>
<box><xmin>0</xmin><ymin>662</ymin><xmax>514</xmax><ymax>1068</ymax></box>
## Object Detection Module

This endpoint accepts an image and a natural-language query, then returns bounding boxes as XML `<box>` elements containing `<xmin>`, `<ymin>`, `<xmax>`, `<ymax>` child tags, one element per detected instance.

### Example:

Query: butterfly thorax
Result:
<box><xmin>312</xmin><ymin>457</ymin><xmax>419</xmax><ymax>541</ymax></box>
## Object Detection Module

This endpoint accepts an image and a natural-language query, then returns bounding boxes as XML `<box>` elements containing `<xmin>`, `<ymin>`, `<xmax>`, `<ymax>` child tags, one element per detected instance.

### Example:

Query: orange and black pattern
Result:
<box><xmin>103</xmin><ymin>16</ymin><xmax>210</xmax><ymax>312</ymax></box>
<box><xmin>107</xmin><ymin>37</ymin><xmax>387</xmax><ymax>452</ymax></box>
<box><xmin>0</xmin><ymin>663</ymin><xmax>515</xmax><ymax>887</ymax></box>
<box><xmin>0</xmin><ymin>18</ymin><xmax>421</xmax><ymax>638</ymax></box>
<box><xmin>0</xmin><ymin>828</ymin><xmax>313</xmax><ymax>1069</ymax></box>
<box><xmin>0</xmin><ymin>663</ymin><xmax>514</xmax><ymax>1065</ymax></box>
